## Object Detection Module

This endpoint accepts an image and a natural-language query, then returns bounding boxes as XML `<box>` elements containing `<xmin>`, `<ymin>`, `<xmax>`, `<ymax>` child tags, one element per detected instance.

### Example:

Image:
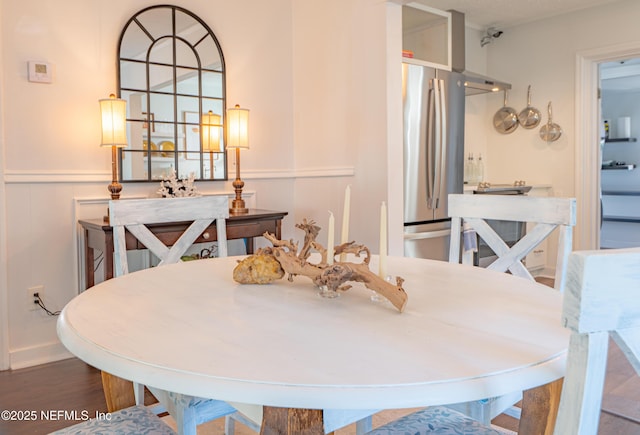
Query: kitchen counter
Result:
<box><xmin>601</xmin><ymin>191</ymin><xmax>640</xmax><ymax>248</ymax></box>
<box><xmin>463</xmin><ymin>184</ymin><xmax>552</xmax><ymax>193</ymax></box>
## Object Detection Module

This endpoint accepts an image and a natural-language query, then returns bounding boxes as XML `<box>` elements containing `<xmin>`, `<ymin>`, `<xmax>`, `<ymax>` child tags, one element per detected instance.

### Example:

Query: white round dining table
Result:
<box><xmin>57</xmin><ymin>255</ymin><xmax>568</xmax><ymax>433</ymax></box>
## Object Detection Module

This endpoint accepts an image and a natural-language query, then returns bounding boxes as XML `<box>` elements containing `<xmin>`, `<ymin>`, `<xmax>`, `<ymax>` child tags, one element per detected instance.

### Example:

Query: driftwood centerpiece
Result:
<box><xmin>233</xmin><ymin>219</ymin><xmax>408</xmax><ymax>312</ymax></box>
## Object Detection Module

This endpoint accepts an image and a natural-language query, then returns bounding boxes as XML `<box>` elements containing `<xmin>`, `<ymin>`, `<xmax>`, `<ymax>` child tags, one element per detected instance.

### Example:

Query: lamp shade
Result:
<box><xmin>226</xmin><ymin>104</ymin><xmax>249</xmax><ymax>149</ymax></box>
<box><xmin>100</xmin><ymin>94</ymin><xmax>128</xmax><ymax>148</ymax></box>
<box><xmin>202</xmin><ymin>111</ymin><xmax>222</xmax><ymax>152</ymax></box>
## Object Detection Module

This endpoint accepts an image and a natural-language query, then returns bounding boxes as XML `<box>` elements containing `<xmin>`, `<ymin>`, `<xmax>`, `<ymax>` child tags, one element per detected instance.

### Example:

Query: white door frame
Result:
<box><xmin>0</xmin><ymin>173</ymin><xmax>7</xmax><ymax>370</ymax></box>
<box><xmin>0</xmin><ymin>199</ymin><xmax>7</xmax><ymax>371</ymax></box>
<box><xmin>575</xmin><ymin>41</ymin><xmax>640</xmax><ymax>251</ymax></box>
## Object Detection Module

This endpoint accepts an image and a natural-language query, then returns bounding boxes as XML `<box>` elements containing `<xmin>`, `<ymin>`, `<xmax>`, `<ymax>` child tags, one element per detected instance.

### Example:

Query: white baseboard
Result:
<box><xmin>10</xmin><ymin>341</ymin><xmax>74</xmax><ymax>370</ymax></box>
<box><xmin>533</xmin><ymin>267</ymin><xmax>556</xmax><ymax>279</ymax></box>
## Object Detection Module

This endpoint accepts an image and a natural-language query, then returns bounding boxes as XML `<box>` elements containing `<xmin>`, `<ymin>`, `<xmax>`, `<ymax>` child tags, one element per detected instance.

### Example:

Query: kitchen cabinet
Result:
<box><xmin>602</xmin><ymin>137</ymin><xmax>637</xmax><ymax>169</ymax></box>
<box><xmin>604</xmin><ymin>138</ymin><xmax>637</xmax><ymax>143</ymax></box>
<box><xmin>522</xmin><ymin>186</ymin><xmax>551</xmax><ymax>273</ymax></box>
<box><xmin>600</xmin><ymin>191</ymin><xmax>640</xmax><ymax>248</ymax></box>
<box><xmin>601</xmin><ymin>138</ymin><xmax>637</xmax><ymax>170</ymax></box>
<box><xmin>600</xmin><ymin>137</ymin><xmax>640</xmax><ymax>249</ymax></box>
<box><xmin>401</xmin><ymin>3</ymin><xmax>451</xmax><ymax>70</ymax></box>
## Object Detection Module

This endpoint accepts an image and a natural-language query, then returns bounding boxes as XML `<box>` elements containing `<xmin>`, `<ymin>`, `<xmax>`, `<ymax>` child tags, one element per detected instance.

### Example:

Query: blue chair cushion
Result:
<box><xmin>366</xmin><ymin>406</ymin><xmax>502</xmax><ymax>435</ymax></box>
<box><xmin>49</xmin><ymin>405</ymin><xmax>176</xmax><ymax>435</ymax></box>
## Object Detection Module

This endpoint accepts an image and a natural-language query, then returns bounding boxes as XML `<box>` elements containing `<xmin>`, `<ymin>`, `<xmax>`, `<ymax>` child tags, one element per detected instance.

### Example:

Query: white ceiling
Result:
<box><xmin>412</xmin><ymin>0</ymin><xmax>626</xmax><ymax>29</ymax></box>
<box><xmin>601</xmin><ymin>59</ymin><xmax>640</xmax><ymax>91</ymax></box>
<box><xmin>409</xmin><ymin>0</ymin><xmax>639</xmax><ymax>90</ymax></box>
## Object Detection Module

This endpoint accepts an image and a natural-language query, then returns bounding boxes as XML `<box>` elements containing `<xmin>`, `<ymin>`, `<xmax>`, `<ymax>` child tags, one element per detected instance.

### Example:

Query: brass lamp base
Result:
<box><xmin>230</xmin><ymin>175</ymin><xmax>248</xmax><ymax>214</ymax></box>
<box><xmin>104</xmin><ymin>171</ymin><xmax>122</xmax><ymax>222</ymax></box>
<box><xmin>230</xmin><ymin>200</ymin><xmax>248</xmax><ymax>215</ymax></box>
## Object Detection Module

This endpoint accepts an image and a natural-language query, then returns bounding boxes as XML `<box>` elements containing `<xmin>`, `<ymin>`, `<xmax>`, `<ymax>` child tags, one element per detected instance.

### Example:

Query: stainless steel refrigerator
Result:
<box><xmin>403</xmin><ymin>62</ymin><xmax>465</xmax><ymax>260</ymax></box>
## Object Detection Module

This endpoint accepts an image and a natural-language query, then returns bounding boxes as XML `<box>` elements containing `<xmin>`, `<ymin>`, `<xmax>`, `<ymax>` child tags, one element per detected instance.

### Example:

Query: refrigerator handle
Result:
<box><xmin>432</xmin><ymin>78</ymin><xmax>446</xmax><ymax>209</ymax></box>
<box><xmin>404</xmin><ymin>228</ymin><xmax>451</xmax><ymax>240</ymax></box>
<box><xmin>426</xmin><ymin>79</ymin><xmax>436</xmax><ymax>209</ymax></box>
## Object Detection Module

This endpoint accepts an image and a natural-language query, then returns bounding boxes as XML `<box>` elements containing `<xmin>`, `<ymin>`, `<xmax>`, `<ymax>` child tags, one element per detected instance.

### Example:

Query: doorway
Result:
<box><xmin>599</xmin><ymin>59</ymin><xmax>640</xmax><ymax>249</ymax></box>
<box><xmin>576</xmin><ymin>42</ymin><xmax>640</xmax><ymax>251</ymax></box>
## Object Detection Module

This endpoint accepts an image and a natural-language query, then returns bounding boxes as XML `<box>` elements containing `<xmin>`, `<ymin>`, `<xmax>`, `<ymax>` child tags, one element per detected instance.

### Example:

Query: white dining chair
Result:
<box><xmin>366</xmin><ymin>247</ymin><xmax>640</xmax><ymax>434</ymax></box>
<box><xmin>106</xmin><ymin>195</ymin><xmax>237</xmax><ymax>435</ymax></box>
<box><xmin>445</xmin><ymin>193</ymin><xmax>576</xmax><ymax>424</ymax></box>
<box><xmin>448</xmin><ymin>193</ymin><xmax>576</xmax><ymax>293</ymax></box>
<box><xmin>109</xmin><ymin>196</ymin><xmax>228</xmax><ymax>277</ymax></box>
<box><xmin>49</xmin><ymin>405</ymin><xmax>176</xmax><ymax>434</ymax></box>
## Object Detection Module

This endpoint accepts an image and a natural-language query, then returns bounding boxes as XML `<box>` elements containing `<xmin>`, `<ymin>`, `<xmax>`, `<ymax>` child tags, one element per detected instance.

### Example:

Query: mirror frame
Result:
<box><xmin>117</xmin><ymin>5</ymin><xmax>227</xmax><ymax>182</ymax></box>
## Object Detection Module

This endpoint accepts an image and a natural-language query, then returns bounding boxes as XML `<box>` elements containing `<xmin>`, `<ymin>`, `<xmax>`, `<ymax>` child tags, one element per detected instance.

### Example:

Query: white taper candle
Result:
<box><xmin>379</xmin><ymin>201</ymin><xmax>387</xmax><ymax>278</ymax></box>
<box><xmin>327</xmin><ymin>211</ymin><xmax>335</xmax><ymax>265</ymax></box>
<box><xmin>340</xmin><ymin>185</ymin><xmax>351</xmax><ymax>262</ymax></box>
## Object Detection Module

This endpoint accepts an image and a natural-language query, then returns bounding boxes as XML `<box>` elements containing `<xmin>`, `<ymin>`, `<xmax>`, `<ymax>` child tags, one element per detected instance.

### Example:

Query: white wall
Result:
<box><xmin>471</xmin><ymin>0</ymin><xmax>640</xmax><ymax>266</ymax></box>
<box><xmin>11</xmin><ymin>0</ymin><xmax>638</xmax><ymax>370</ymax></box>
<box><xmin>0</xmin><ymin>0</ymin><xmax>8</xmax><ymax>368</ymax></box>
<box><xmin>483</xmin><ymin>0</ymin><xmax>640</xmax><ymax>194</ymax></box>
<box><xmin>1</xmin><ymin>0</ymin><xmax>392</xmax><ymax>369</ymax></box>
<box><xmin>290</xmin><ymin>0</ymin><xmax>388</xmax><ymax>251</ymax></box>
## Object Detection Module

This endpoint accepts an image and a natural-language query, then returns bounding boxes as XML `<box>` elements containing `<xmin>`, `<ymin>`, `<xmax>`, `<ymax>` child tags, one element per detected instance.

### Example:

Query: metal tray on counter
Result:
<box><xmin>473</xmin><ymin>184</ymin><xmax>532</xmax><ymax>195</ymax></box>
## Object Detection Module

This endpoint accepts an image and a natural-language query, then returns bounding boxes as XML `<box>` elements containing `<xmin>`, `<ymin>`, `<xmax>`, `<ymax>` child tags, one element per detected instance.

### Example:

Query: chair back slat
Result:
<box><xmin>554</xmin><ymin>225</ymin><xmax>573</xmax><ymax>293</ymax></box>
<box><xmin>163</xmin><ymin>219</ymin><xmax>213</xmax><ymax>264</ymax></box>
<box><xmin>613</xmin><ymin>329</ymin><xmax>640</xmax><ymax>376</ymax></box>
<box><xmin>448</xmin><ymin>194</ymin><xmax>576</xmax><ymax>291</ymax></box>
<box><xmin>109</xmin><ymin>196</ymin><xmax>228</xmax><ymax>226</ymax></box>
<box><xmin>126</xmin><ymin>224</ymin><xmax>172</xmax><ymax>261</ymax></box>
<box><xmin>555</xmin><ymin>248</ymin><xmax>640</xmax><ymax>435</ymax></box>
<box><xmin>448</xmin><ymin>194</ymin><xmax>577</xmax><ymax>225</ymax></box>
<box><xmin>109</xmin><ymin>196</ymin><xmax>229</xmax><ymax>277</ymax></box>
<box><xmin>553</xmin><ymin>331</ymin><xmax>609</xmax><ymax>435</ymax></box>
<box><xmin>487</xmin><ymin>223</ymin><xmax>556</xmax><ymax>278</ymax></box>
<box><xmin>562</xmin><ymin>248</ymin><xmax>640</xmax><ymax>333</ymax></box>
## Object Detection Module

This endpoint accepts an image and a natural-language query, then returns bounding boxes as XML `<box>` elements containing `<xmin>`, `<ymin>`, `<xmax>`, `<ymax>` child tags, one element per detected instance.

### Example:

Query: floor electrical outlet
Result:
<box><xmin>28</xmin><ymin>285</ymin><xmax>44</xmax><ymax>311</ymax></box>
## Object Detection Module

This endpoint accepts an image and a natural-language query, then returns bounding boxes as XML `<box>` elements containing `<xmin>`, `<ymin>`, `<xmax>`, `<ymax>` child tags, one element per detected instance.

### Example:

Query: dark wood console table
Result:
<box><xmin>79</xmin><ymin>209</ymin><xmax>288</xmax><ymax>290</ymax></box>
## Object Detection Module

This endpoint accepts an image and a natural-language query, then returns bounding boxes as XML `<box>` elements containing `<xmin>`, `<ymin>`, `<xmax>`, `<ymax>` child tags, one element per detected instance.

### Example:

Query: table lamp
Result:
<box><xmin>202</xmin><ymin>110</ymin><xmax>222</xmax><ymax>179</ymax></box>
<box><xmin>99</xmin><ymin>94</ymin><xmax>128</xmax><ymax>200</ymax></box>
<box><xmin>226</xmin><ymin>104</ymin><xmax>249</xmax><ymax>214</ymax></box>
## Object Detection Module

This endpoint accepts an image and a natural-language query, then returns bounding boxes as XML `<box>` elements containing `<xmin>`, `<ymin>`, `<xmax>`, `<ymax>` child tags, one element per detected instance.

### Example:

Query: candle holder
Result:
<box><xmin>318</xmin><ymin>285</ymin><xmax>340</xmax><ymax>299</ymax></box>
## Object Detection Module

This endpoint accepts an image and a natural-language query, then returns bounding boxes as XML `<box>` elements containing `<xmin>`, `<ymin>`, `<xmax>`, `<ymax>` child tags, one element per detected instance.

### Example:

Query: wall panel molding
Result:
<box><xmin>4</xmin><ymin>167</ymin><xmax>355</xmax><ymax>184</ymax></box>
<box><xmin>4</xmin><ymin>170</ymin><xmax>110</xmax><ymax>184</ymax></box>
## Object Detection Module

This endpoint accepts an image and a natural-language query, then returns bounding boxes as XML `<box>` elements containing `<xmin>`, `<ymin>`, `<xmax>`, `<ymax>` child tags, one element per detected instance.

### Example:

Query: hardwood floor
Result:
<box><xmin>1</xmin><ymin>343</ymin><xmax>639</xmax><ymax>434</ymax></box>
<box><xmin>0</xmin><ymin>358</ymin><xmax>107</xmax><ymax>434</ymax></box>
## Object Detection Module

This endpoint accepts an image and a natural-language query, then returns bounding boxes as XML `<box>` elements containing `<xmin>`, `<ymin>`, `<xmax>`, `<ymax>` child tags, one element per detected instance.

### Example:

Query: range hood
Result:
<box><xmin>449</xmin><ymin>10</ymin><xmax>511</xmax><ymax>96</ymax></box>
<box><xmin>464</xmin><ymin>70</ymin><xmax>511</xmax><ymax>96</ymax></box>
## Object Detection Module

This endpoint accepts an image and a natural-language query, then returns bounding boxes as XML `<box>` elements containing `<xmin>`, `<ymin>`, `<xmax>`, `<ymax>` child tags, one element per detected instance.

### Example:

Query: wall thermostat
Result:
<box><xmin>28</xmin><ymin>61</ymin><xmax>53</xmax><ymax>83</ymax></box>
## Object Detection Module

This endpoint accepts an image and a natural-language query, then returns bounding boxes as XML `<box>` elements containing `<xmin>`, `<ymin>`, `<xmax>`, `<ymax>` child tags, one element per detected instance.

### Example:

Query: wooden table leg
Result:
<box><xmin>101</xmin><ymin>371</ymin><xmax>136</xmax><ymax>412</ymax></box>
<box><xmin>246</xmin><ymin>237</ymin><xmax>255</xmax><ymax>254</ymax></box>
<box><xmin>519</xmin><ymin>377</ymin><xmax>564</xmax><ymax>435</ymax></box>
<box><xmin>261</xmin><ymin>407</ymin><xmax>324</xmax><ymax>435</ymax></box>
<box><xmin>104</xmin><ymin>232</ymin><xmax>114</xmax><ymax>281</ymax></box>
<box><xmin>84</xmin><ymin>229</ymin><xmax>95</xmax><ymax>289</ymax></box>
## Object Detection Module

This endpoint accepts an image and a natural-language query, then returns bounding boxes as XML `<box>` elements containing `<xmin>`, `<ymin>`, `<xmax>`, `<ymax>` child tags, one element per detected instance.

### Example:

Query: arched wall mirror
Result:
<box><xmin>118</xmin><ymin>5</ymin><xmax>227</xmax><ymax>182</ymax></box>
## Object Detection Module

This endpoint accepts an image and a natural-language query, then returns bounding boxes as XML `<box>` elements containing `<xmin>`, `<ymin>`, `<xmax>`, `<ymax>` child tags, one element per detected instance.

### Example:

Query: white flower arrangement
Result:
<box><xmin>157</xmin><ymin>169</ymin><xmax>200</xmax><ymax>198</ymax></box>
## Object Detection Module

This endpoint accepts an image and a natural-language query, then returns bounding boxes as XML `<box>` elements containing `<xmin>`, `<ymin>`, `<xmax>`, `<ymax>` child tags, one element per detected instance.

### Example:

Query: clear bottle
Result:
<box><xmin>476</xmin><ymin>154</ymin><xmax>485</xmax><ymax>183</ymax></box>
<box><xmin>464</xmin><ymin>153</ymin><xmax>473</xmax><ymax>184</ymax></box>
<box><xmin>469</xmin><ymin>153</ymin><xmax>478</xmax><ymax>185</ymax></box>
